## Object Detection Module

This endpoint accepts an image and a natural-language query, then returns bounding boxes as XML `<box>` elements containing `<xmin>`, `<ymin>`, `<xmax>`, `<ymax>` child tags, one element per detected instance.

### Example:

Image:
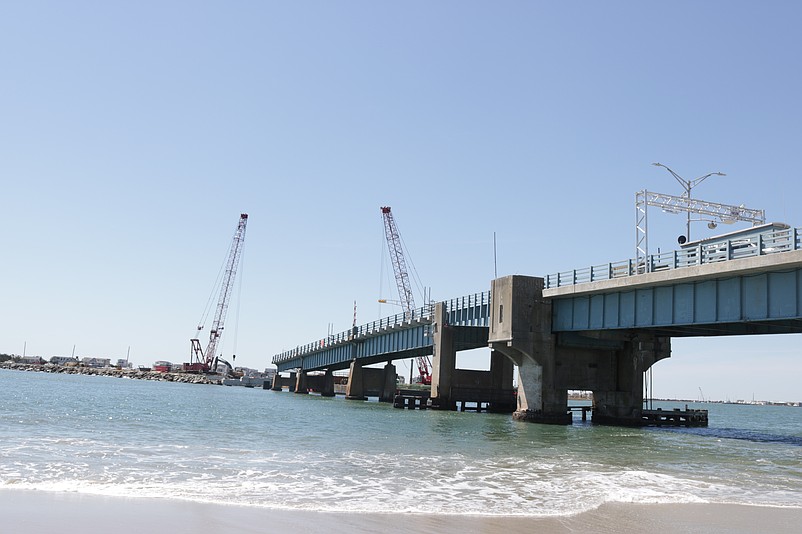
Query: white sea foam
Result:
<box><xmin>0</xmin><ymin>450</ymin><xmax>752</xmax><ymax>516</ymax></box>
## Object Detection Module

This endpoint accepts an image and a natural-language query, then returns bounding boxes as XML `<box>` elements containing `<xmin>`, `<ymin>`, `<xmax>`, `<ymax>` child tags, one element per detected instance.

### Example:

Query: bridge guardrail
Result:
<box><xmin>545</xmin><ymin>226</ymin><xmax>801</xmax><ymax>289</ymax></box>
<box><xmin>272</xmin><ymin>290</ymin><xmax>493</xmax><ymax>365</ymax></box>
<box><xmin>272</xmin><ymin>304</ymin><xmax>434</xmax><ymax>364</ymax></box>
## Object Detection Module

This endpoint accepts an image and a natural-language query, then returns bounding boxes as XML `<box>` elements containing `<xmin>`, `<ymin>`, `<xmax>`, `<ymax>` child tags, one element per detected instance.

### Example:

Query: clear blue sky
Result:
<box><xmin>2</xmin><ymin>1</ymin><xmax>799</xmax><ymax>402</ymax></box>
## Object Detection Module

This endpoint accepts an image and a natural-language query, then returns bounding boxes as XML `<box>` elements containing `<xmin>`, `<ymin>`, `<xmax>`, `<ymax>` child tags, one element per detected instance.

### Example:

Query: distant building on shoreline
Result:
<box><xmin>82</xmin><ymin>357</ymin><xmax>111</xmax><ymax>368</ymax></box>
<box><xmin>50</xmin><ymin>356</ymin><xmax>79</xmax><ymax>366</ymax></box>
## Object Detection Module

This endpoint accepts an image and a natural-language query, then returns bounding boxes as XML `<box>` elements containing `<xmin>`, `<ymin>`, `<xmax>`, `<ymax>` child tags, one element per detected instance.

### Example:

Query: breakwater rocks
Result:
<box><xmin>0</xmin><ymin>361</ymin><xmax>223</xmax><ymax>385</ymax></box>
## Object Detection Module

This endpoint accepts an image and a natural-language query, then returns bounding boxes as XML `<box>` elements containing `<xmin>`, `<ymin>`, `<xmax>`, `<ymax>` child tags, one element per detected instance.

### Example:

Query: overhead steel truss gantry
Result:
<box><xmin>635</xmin><ymin>190</ymin><xmax>765</xmax><ymax>273</ymax></box>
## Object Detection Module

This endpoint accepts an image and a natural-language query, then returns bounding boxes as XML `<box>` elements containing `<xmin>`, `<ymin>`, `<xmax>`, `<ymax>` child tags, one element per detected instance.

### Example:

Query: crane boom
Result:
<box><xmin>381</xmin><ymin>207</ymin><xmax>415</xmax><ymax>315</ymax></box>
<box><xmin>189</xmin><ymin>213</ymin><xmax>248</xmax><ymax>371</ymax></box>
<box><xmin>380</xmin><ymin>206</ymin><xmax>431</xmax><ymax>384</ymax></box>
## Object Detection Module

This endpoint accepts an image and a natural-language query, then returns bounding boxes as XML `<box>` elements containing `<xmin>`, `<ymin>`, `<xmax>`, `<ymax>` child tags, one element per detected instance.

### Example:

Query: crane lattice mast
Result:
<box><xmin>191</xmin><ymin>213</ymin><xmax>248</xmax><ymax>369</ymax></box>
<box><xmin>380</xmin><ymin>206</ymin><xmax>431</xmax><ymax>384</ymax></box>
<box><xmin>381</xmin><ymin>207</ymin><xmax>415</xmax><ymax>315</ymax></box>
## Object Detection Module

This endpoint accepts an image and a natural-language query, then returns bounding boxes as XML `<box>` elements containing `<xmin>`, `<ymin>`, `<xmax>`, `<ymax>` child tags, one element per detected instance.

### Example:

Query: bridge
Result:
<box><xmin>272</xmin><ymin>223</ymin><xmax>802</xmax><ymax>425</ymax></box>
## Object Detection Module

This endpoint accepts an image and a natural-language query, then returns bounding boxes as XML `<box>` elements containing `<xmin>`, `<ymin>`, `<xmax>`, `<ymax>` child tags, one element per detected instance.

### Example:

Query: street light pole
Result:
<box><xmin>652</xmin><ymin>163</ymin><xmax>726</xmax><ymax>241</ymax></box>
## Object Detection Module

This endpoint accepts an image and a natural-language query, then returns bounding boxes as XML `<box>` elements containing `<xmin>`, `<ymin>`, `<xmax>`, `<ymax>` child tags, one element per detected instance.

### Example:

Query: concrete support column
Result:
<box><xmin>294</xmin><ymin>370</ymin><xmax>308</xmax><ymax>394</ymax></box>
<box><xmin>271</xmin><ymin>372</ymin><xmax>282</xmax><ymax>391</ymax></box>
<box><xmin>592</xmin><ymin>335</ymin><xmax>670</xmax><ymax>426</ymax></box>
<box><xmin>288</xmin><ymin>372</ymin><xmax>297</xmax><ymax>393</ymax></box>
<box><xmin>488</xmin><ymin>350</ymin><xmax>515</xmax><ymax>413</ymax></box>
<box><xmin>429</xmin><ymin>302</ymin><xmax>456</xmax><ymax>410</ymax></box>
<box><xmin>345</xmin><ymin>359</ymin><xmax>367</xmax><ymax>400</ymax></box>
<box><xmin>488</xmin><ymin>275</ymin><xmax>571</xmax><ymax>424</ymax></box>
<box><xmin>379</xmin><ymin>362</ymin><xmax>397</xmax><ymax>403</ymax></box>
<box><xmin>320</xmin><ymin>369</ymin><xmax>335</xmax><ymax>397</ymax></box>
<box><xmin>515</xmin><ymin>356</ymin><xmax>542</xmax><ymax>414</ymax></box>
<box><xmin>512</xmin><ymin>353</ymin><xmax>569</xmax><ymax>424</ymax></box>
<box><xmin>489</xmin><ymin>350</ymin><xmax>514</xmax><ymax>391</ymax></box>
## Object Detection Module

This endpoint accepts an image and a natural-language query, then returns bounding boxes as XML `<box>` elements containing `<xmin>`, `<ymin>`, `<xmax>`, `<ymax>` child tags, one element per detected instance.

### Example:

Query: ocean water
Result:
<box><xmin>1</xmin><ymin>369</ymin><xmax>800</xmax><ymax>516</ymax></box>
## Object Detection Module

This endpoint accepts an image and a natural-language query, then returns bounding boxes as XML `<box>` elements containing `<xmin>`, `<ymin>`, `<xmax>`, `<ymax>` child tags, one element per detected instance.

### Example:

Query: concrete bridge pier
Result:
<box><xmin>489</xmin><ymin>274</ymin><xmax>673</xmax><ymax>426</ymax></box>
<box><xmin>345</xmin><ymin>359</ymin><xmax>397</xmax><ymax>400</ymax></box>
<box><xmin>271</xmin><ymin>372</ymin><xmax>298</xmax><ymax>391</ymax></box>
<box><xmin>271</xmin><ymin>372</ymin><xmax>282</xmax><ymax>391</ymax></box>
<box><xmin>489</xmin><ymin>275</ymin><xmax>571</xmax><ymax>424</ymax></box>
<box><xmin>429</xmin><ymin>302</ymin><xmax>456</xmax><ymax>410</ymax></box>
<box><xmin>379</xmin><ymin>362</ymin><xmax>397</xmax><ymax>403</ymax></box>
<box><xmin>510</xmin><ymin>348</ymin><xmax>570</xmax><ymax>424</ymax></box>
<box><xmin>590</xmin><ymin>334</ymin><xmax>670</xmax><ymax>425</ymax></box>
<box><xmin>294</xmin><ymin>370</ymin><xmax>308</xmax><ymax>394</ymax></box>
<box><xmin>345</xmin><ymin>359</ymin><xmax>368</xmax><ymax>400</ymax></box>
<box><xmin>320</xmin><ymin>369</ymin><xmax>335</xmax><ymax>397</ymax></box>
<box><xmin>488</xmin><ymin>350</ymin><xmax>515</xmax><ymax>413</ymax></box>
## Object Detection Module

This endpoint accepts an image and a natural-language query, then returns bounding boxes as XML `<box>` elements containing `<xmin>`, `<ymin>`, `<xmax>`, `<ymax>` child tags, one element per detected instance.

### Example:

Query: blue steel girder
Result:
<box><xmin>275</xmin><ymin>324</ymin><xmax>431</xmax><ymax>372</ymax></box>
<box><xmin>273</xmin><ymin>291</ymin><xmax>491</xmax><ymax>373</ymax></box>
<box><xmin>552</xmin><ymin>267</ymin><xmax>802</xmax><ymax>337</ymax></box>
<box><xmin>444</xmin><ymin>293</ymin><xmax>491</xmax><ymax>327</ymax></box>
<box><xmin>274</xmin><ymin>323</ymin><xmax>490</xmax><ymax>373</ymax></box>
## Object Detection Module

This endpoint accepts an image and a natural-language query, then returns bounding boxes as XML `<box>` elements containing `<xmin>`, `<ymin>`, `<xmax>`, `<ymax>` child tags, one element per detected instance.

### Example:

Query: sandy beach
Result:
<box><xmin>2</xmin><ymin>489</ymin><xmax>800</xmax><ymax>534</ymax></box>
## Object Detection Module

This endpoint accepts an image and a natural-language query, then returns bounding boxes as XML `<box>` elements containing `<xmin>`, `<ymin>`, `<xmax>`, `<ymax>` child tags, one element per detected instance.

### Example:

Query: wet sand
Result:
<box><xmin>2</xmin><ymin>489</ymin><xmax>800</xmax><ymax>533</ymax></box>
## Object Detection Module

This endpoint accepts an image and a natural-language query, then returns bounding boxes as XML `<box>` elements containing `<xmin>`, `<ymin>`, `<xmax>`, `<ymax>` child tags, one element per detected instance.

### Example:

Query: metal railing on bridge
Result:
<box><xmin>443</xmin><ymin>291</ymin><xmax>491</xmax><ymax>327</ymax></box>
<box><xmin>545</xmin><ymin>226</ymin><xmax>801</xmax><ymax>289</ymax></box>
<box><xmin>273</xmin><ymin>291</ymin><xmax>491</xmax><ymax>365</ymax></box>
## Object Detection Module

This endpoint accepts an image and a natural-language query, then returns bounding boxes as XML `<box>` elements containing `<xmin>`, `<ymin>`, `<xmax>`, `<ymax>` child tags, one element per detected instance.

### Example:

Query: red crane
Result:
<box><xmin>380</xmin><ymin>206</ymin><xmax>432</xmax><ymax>385</ymax></box>
<box><xmin>188</xmin><ymin>213</ymin><xmax>248</xmax><ymax>373</ymax></box>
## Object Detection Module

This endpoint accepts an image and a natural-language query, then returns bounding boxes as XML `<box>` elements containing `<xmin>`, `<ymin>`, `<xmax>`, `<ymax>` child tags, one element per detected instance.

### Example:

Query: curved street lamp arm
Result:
<box><xmin>690</xmin><ymin>171</ymin><xmax>726</xmax><ymax>188</ymax></box>
<box><xmin>652</xmin><ymin>162</ymin><xmax>688</xmax><ymax>192</ymax></box>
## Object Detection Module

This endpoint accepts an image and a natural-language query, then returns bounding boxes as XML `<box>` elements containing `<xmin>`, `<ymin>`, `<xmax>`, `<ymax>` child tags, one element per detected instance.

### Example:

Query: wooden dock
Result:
<box><xmin>568</xmin><ymin>405</ymin><xmax>708</xmax><ymax>426</ymax></box>
<box><xmin>393</xmin><ymin>389</ymin><xmax>430</xmax><ymax>410</ymax></box>
<box><xmin>568</xmin><ymin>405</ymin><xmax>593</xmax><ymax>421</ymax></box>
<box><xmin>393</xmin><ymin>394</ymin><xmax>708</xmax><ymax>427</ymax></box>
<box><xmin>642</xmin><ymin>407</ymin><xmax>708</xmax><ymax>427</ymax></box>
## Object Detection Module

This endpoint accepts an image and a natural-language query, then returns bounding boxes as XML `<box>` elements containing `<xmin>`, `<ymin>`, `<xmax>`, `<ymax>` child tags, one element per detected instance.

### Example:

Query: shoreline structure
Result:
<box><xmin>0</xmin><ymin>361</ymin><xmax>222</xmax><ymax>385</ymax></box>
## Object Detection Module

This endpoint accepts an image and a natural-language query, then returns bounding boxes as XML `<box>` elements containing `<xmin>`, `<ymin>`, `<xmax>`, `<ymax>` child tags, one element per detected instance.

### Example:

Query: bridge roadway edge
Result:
<box><xmin>547</xmin><ymin>250</ymin><xmax>802</xmax><ymax>337</ymax></box>
<box><xmin>544</xmin><ymin>249</ymin><xmax>802</xmax><ymax>298</ymax></box>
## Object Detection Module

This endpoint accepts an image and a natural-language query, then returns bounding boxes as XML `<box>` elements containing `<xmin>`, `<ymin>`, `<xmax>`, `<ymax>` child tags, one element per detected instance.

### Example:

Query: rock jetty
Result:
<box><xmin>0</xmin><ymin>361</ymin><xmax>223</xmax><ymax>385</ymax></box>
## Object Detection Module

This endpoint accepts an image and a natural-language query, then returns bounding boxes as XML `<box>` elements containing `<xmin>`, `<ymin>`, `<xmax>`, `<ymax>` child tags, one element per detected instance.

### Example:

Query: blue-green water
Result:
<box><xmin>1</xmin><ymin>369</ymin><xmax>800</xmax><ymax>516</ymax></box>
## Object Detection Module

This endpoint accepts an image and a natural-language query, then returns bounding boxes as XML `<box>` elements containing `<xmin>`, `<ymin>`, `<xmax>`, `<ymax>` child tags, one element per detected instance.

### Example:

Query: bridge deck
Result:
<box><xmin>273</xmin><ymin>226</ymin><xmax>802</xmax><ymax>372</ymax></box>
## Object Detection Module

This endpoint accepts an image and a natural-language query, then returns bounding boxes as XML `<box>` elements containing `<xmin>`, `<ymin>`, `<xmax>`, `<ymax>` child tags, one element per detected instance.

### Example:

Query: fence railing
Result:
<box><xmin>273</xmin><ymin>290</ymin><xmax>495</xmax><ymax>364</ymax></box>
<box><xmin>272</xmin><ymin>304</ymin><xmax>435</xmax><ymax>364</ymax></box>
<box><xmin>545</xmin><ymin>226</ymin><xmax>801</xmax><ymax>289</ymax></box>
